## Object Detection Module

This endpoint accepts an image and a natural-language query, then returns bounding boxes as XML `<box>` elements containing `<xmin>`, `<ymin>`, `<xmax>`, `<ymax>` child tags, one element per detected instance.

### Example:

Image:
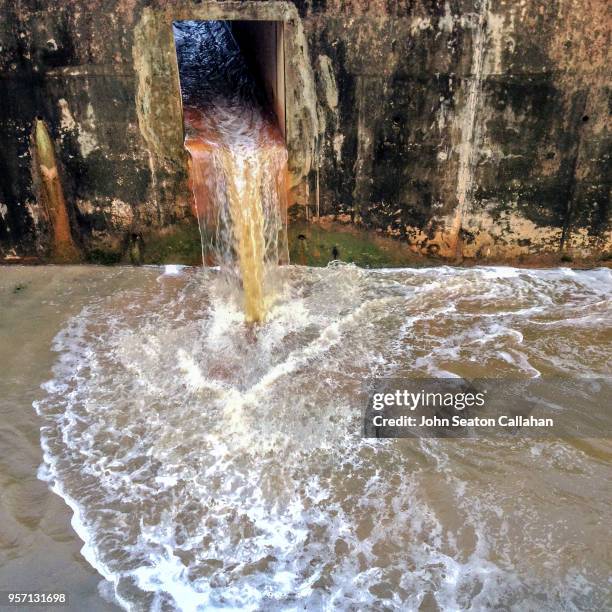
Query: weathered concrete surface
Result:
<box><xmin>0</xmin><ymin>0</ymin><xmax>609</xmax><ymax>263</ymax></box>
<box><xmin>306</xmin><ymin>0</ymin><xmax>610</xmax><ymax>260</ymax></box>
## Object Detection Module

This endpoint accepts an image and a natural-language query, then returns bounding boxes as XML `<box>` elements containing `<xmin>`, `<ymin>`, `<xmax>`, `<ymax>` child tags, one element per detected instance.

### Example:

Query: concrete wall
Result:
<box><xmin>233</xmin><ymin>21</ymin><xmax>287</xmax><ymax>137</ymax></box>
<box><xmin>0</xmin><ymin>0</ymin><xmax>609</xmax><ymax>263</ymax></box>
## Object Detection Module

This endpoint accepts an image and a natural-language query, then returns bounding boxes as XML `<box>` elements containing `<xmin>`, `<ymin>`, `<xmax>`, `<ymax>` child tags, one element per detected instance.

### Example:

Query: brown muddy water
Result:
<box><xmin>0</xmin><ymin>264</ymin><xmax>611</xmax><ymax>611</ymax></box>
<box><xmin>175</xmin><ymin>20</ymin><xmax>289</xmax><ymax>323</ymax></box>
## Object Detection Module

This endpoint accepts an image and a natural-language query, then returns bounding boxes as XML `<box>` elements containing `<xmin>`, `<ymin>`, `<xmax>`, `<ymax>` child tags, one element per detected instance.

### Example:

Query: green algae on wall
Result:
<box><xmin>288</xmin><ymin>221</ymin><xmax>434</xmax><ymax>268</ymax></box>
<box><xmin>86</xmin><ymin>224</ymin><xmax>203</xmax><ymax>266</ymax></box>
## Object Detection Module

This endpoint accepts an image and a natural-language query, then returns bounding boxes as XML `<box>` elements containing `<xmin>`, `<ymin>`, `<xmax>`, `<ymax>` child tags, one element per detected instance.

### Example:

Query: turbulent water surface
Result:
<box><xmin>2</xmin><ymin>264</ymin><xmax>610</xmax><ymax>610</ymax></box>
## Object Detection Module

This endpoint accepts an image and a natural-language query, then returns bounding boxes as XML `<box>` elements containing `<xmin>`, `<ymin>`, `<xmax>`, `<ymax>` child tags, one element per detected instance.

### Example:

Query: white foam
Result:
<box><xmin>33</xmin><ymin>266</ymin><xmax>611</xmax><ymax>610</ymax></box>
<box><xmin>161</xmin><ymin>264</ymin><xmax>186</xmax><ymax>276</ymax></box>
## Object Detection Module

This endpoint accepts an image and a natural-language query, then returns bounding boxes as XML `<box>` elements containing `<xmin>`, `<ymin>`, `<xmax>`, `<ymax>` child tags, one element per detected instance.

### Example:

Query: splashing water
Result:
<box><xmin>31</xmin><ymin>264</ymin><xmax>612</xmax><ymax>610</ymax></box>
<box><xmin>174</xmin><ymin>20</ymin><xmax>289</xmax><ymax>322</ymax></box>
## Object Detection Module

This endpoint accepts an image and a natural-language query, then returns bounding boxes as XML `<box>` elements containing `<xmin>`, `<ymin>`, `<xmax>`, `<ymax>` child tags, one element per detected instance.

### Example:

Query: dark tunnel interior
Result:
<box><xmin>172</xmin><ymin>20</ymin><xmax>286</xmax><ymax>137</ymax></box>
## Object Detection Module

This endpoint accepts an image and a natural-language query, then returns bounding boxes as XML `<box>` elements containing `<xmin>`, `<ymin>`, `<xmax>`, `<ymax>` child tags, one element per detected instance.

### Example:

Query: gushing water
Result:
<box><xmin>174</xmin><ymin>21</ymin><xmax>288</xmax><ymax>322</ymax></box>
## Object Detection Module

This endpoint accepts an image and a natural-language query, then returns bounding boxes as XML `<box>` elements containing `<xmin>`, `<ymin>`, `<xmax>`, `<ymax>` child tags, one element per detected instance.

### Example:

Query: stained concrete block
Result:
<box><xmin>0</xmin><ymin>0</ymin><xmax>609</xmax><ymax>263</ymax></box>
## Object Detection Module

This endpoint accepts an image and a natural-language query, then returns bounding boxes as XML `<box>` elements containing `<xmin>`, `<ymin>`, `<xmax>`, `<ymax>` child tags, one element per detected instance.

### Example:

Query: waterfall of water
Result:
<box><xmin>174</xmin><ymin>20</ymin><xmax>289</xmax><ymax>322</ymax></box>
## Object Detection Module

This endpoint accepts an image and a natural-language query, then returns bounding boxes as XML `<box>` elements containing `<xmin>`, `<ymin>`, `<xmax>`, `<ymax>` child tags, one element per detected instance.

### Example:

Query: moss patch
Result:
<box><xmin>288</xmin><ymin>221</ymin><xmax>431</xmax><ymax>268</ymax></box>
<box><xmin>87</xmin><ymin>248</ymin><xmax>123</xmax><ymax>265</ymax></box>
<box><xmin>141</xmin><ymin>224</ymin><xmax>203</xmax><ymax>266</ymax></box>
